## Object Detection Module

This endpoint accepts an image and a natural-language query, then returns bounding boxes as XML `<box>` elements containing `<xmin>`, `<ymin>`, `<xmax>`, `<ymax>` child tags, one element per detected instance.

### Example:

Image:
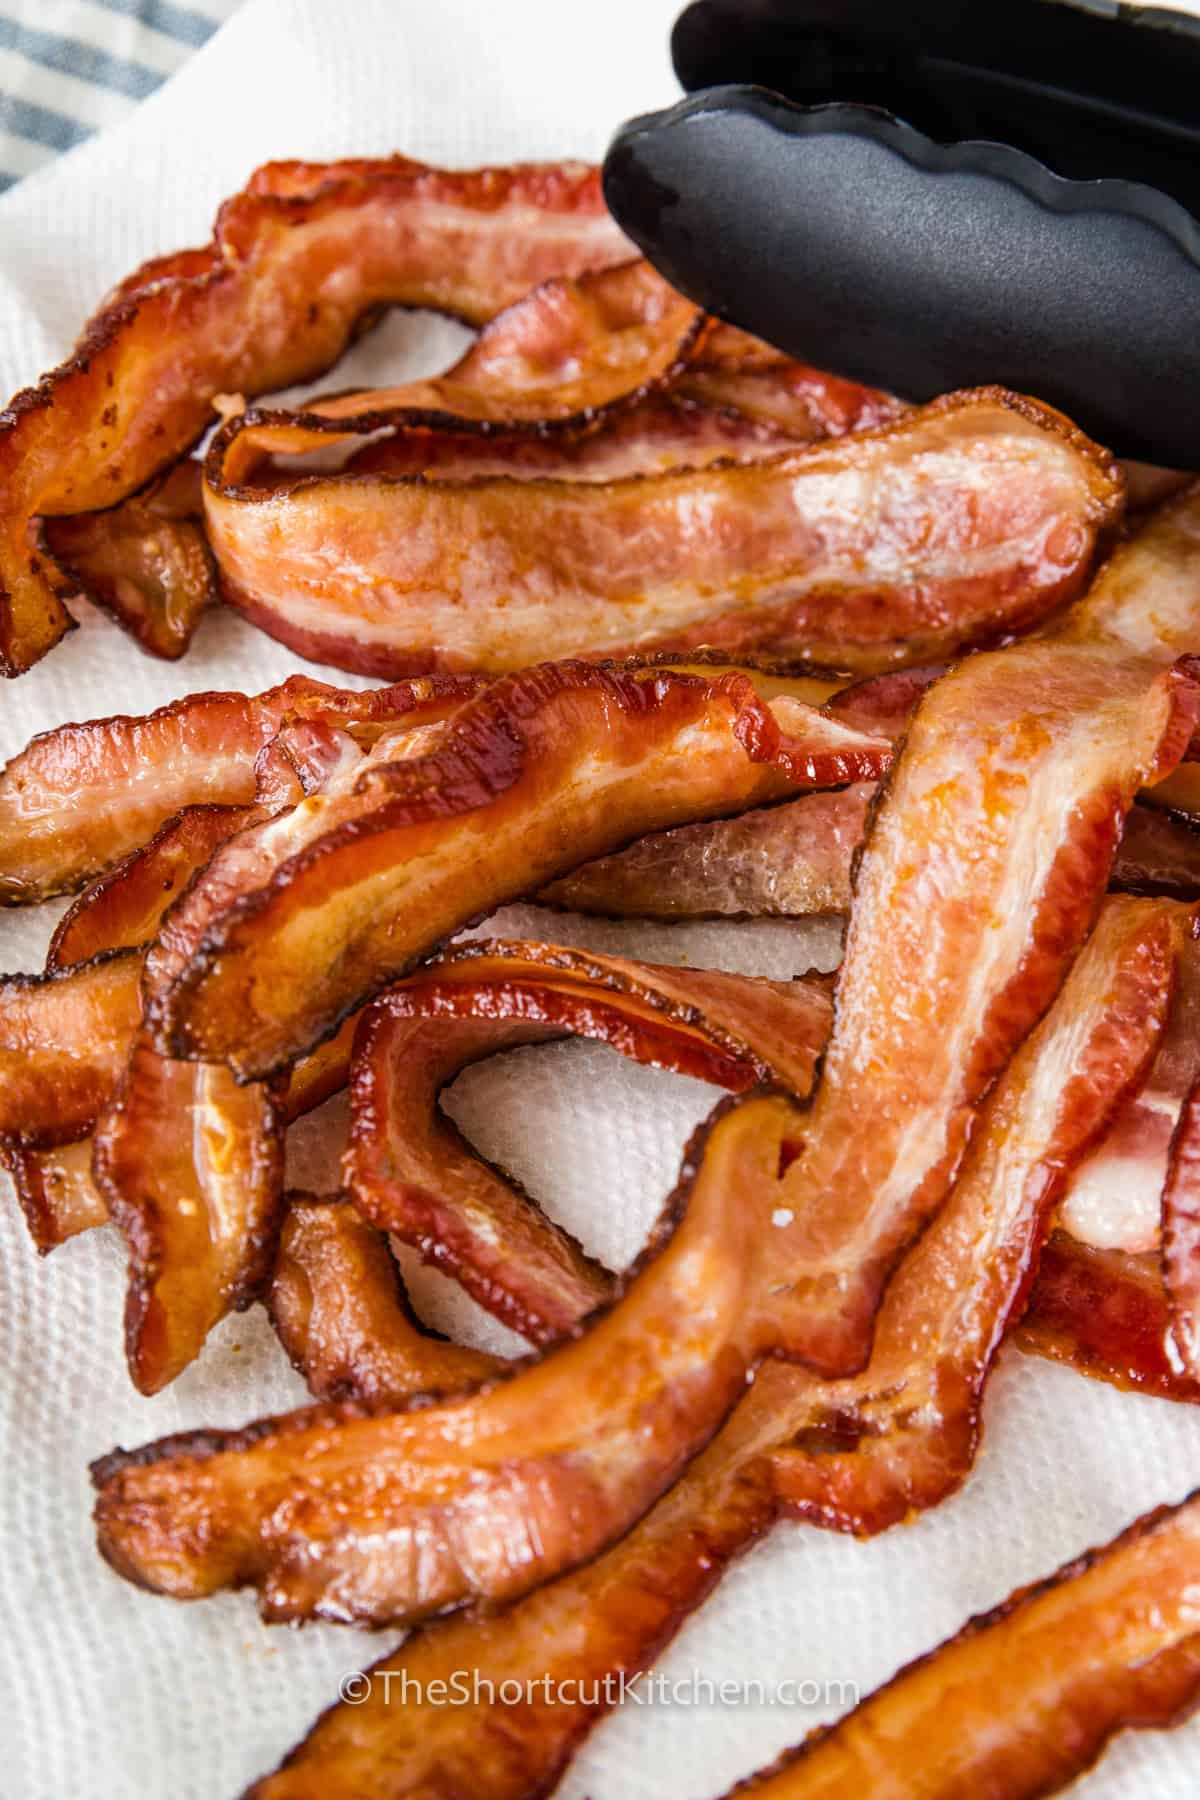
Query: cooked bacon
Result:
<box><xmin>725</xmin><ymin>1491</ymin><xmax>1200</xmax><ymax>1798</ymax></box>
<box><xmin>93</xmin><ymin>1087</ymin><xmax>777</xmax><ymax>1622</ymax></box>
<box><xmin>730</xmin><ymin>642</ymin><xmax>1198</xmax><ymax>1379</ymax></box>
<box><xmin>549</xmin><ymin>789</ymin><xmax>1200</xmax><ymax>922</ymax></box>
<box><xmin>0</xmin><ymin>1138</ymin><xmax>107</xmax><ymax>1253</ymax></box>
<box><xmin>46</xmin><ymin>804</ymin><xmax>259</xmax><ymax>969</ymax></box>
<box><xmin>1161</xmin><ymin>1080</ymin><xmax>1200</xmax><ymax>1380</ymax></box>
<box><xmin>204</xmin><ymin>389</ymin><xmax>1122</xmax><ymax>679</ymax></box>
<box><xmin>765</xmin><ymin>896</ymin><xmax>1184</xmax><ymax>1533</ymax></box>
<box><xmin>1017</xmin><ymin>1232</ymin><xmax>1200</xmax><ymax>1402</ymax></box>
<box><xmin>1111</xmin><ymin>804</ymin><xmax>1200</xmax><ymax>898</ymax></box>
<box><xmin>42</xmin><ymin>461</ymin><xmax>215</xmax><ymax>659</ymax></box>
<box><xmin>0</xmin><ymin>671</ymin><xmax>484</xmax><ymax>904</ymax></box>
<box><xmin>92</xmin><ymin>1038</ymin><xmax>285</xmax><ymax>1395</ymax></box>
<box><xmin>268</xmin><ymin>1192</ymin><xmax>502</xmax><ymax>1404</ymax></box>
<box><xmin>541</xmin><ymin>784</ymin><xmax>873</xmax><ymax>917</ymax></box>
<box><xmin>0</xmin><ymin>949</ymin><xmax>142</xmax><ymax>1146</ymax></box>
<box><xmin>242</xmin><ymin>896</ymin><xmax>1174</xmax><ymax>1793</ymax></box>
<box><xmin>1057</xmin><ymin>928</ymin><xmax>1200</xmax><ymax>1257</ymax></box>
<box><xmin>674</xmin><ymin>322</ymin><xmax>904</xmax><ymax>437</ymax></box>
<box><xmin>149</xmin><ymin>662</ymin><xmax>890</xmax><ymax>1079</ymax></box>
<box><xmin>550</xmin><ymin>791</ymin><xmax>1200</xmax><ymax>920</ymax></box>
<box><xmin>344</xmin><ymin>392</ymin><xmax>801</xmax><ymax>485</ymax></box>
<box><xmin>232</xmin><ymin>260</ymin><xmax>702</xmax><ymax>453</ymax></box>
<box><xmin>344</xmin><ymin>941</ymin><xmax>832</xmax><ymax>1342</ymax></box>
<box><xmin>0</xmin><ymin>157</ymin><xmax>629</xmax><ymax>676</ymax></box>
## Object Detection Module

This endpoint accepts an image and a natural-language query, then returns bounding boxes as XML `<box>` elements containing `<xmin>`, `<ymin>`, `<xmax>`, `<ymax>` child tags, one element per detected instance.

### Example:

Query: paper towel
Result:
<box><xmin>1</xmin><ymin>3</ymin><xmax>1198</xmax><ymax>1795</ymax></box>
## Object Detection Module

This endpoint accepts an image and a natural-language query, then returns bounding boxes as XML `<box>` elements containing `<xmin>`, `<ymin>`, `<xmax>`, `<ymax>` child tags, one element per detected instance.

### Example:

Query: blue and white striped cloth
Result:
<box><xmin>0</xmin><ymin>1</ymin><xmax>241</xmax><ymax>192</ymax></box>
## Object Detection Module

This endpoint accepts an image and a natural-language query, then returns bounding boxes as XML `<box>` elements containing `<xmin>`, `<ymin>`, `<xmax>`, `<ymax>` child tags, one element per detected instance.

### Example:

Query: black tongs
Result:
<box><xmin>602</xmin><ymin>0</ymin><xmax>1200</xmax><ymax>466</ymax></box>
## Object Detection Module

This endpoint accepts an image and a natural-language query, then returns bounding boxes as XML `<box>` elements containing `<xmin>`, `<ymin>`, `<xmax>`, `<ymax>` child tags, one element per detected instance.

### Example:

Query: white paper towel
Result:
<box><xmin>1</xmin><ymin>3</ymin><xmax>1199</xmax><ymax>1795</ymax></box>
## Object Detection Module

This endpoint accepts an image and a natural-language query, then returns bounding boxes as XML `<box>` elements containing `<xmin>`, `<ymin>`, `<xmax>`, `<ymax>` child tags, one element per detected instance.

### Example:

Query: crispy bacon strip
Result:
<box><xmin>42</xmin><ymin>461</ymin><xmax>215</xmax><ymax>659</ymax></box>
<box><xmin>1017</xmin><ymin>1233</ymin><xmax>1200</xmax><ymax>1402</ymax></box>
<box><xmin>243</xmin><ymin>897</ymin><xmax>1174</xmax><ymax>1792</ymax></box>
<box><xmin>46</xmin><ymin>803</ymin><xmax>259</xmax><ymax>969</ymax></box>
<box><xmin>542</xmin><ymin>784</ymin><xmax>874</xmax><ymax>917</ymax></box>
<box><xmin>149</xmin><ymin>662</ymin><xmax>890</xmax><ymax>1079</ymax></box>
<box><xmin>1</xmin><ymin>1138</ymin><xmax>107</xmax><ymax>1253</ymax></box>
<box><xmin>40</xmin><ymin>263</ymin><xmax>904</xmax><ymax>663</ymax></box>
<box><xmin>725</xmin><ymin>1497</ymin><xmax>1200</xmax><ymax>1799</ymax></box>
<box><xmin>0</xmin><ymin>949</ymin><xmax>142</xmax><ymax>1146</ymax></box>
<box><xmin>232</xmin><ymin>259</ymin><xmax>703</xmax><ymax>451</ymax></box>
<box><xmin>92</xmin><ymin>1039</ymin><xmax>285</xmax><ymax>1394</ymax></box>
<box><xmin>344</xmin><ymin>941</ymin><xmax>832</xmax><ymax>1342</ymax></box>
<box><xmin>0</xmin><ymin>671</ymin><xmax>484</xmax><ymax>905</ymax></box>
<box><xmin>549</xmin><ymin>789</ymin><xmax>1200</xmax><ymax>920</ymax></box>
<box><xmin>205</xmin><ymin>388</ymin><xmax>1121</xmax><ymax>679</ymax></box>
<box><xmin>269</xmin><ymin>1192</ymin><xmax>502</xmax><ymax>1404</ymax></box>
<box><xmin>0</xmin><ymin>156</ymin><xmax>629</xmax><ymax>675</ymax></box>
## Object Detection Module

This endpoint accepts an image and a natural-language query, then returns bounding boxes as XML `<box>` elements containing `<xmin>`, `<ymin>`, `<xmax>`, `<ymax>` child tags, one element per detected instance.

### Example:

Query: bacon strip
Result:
<box><xmin>42</xmin><ymin>461</ymin><xmax>215</xmax><ymax>660</ymax></box>
<box><xmin>46</xmin><ymin>803</ymin><xmax>260</xmax><ymax>969</ymax></box>
<box><xmin>1057</xmin><ymin>930</ymin><xmax>1200</xmax><ymax>1257</ymax></box>
<box><xmin>148</xmin><ymin>662</ymin><xmax>889</xmax><ymax>1079</ymax></box>
<box><xmin>0</xmin><ymin>950</ymin><xmax>142</xmax><ymax>1146</ymax></box>
<box><xmin>242</xmin><ymin>896</ymin><xmax>1174</xmax><ymax>1793</ymax></box>
<box><xmin>92</xmin><ymin>1039</ymin><xmax>285</xmax><ymax>1394</ymax></box>
<box><xmin>1017</xmin><ymin>1233</ymin><xmax>1200</xmax><ymax>1402</ymax></box>
<box><xmin>205</xmin><ymin>388</ymin><xmax>1121</xmax><ymax>679</ymax></box>
<box><xmin>269</xmin><ymin>1192</ymin><xmax>503</xmax><ymax>1404</ymax></box>
<box><xmin>548</xmin><ymin>791</ymin><xmax>1200</xmax><ymax>920</ymax></box>
<box><xmin>1</xmin><ymin>1138</ymin><xmax>107</xmax><ymax>1253</ymax></box>
<box><xmin>229</xmin><ymin>259</ymin><xmax>703</xmax><ymax>453</ymax></box>
<box><xmin>726</xmin><ymin>1491</ymin><xmax>1200</xmax><ymax>1798</ymax></box>
<box><xmin>344</xmin><ymin>941</ymin><xmax>832</xmax><ymax>1343</ymax></box>
<box><xmin>0</xmin><ymin>671</ymin><xmax>484</xmax><ymax>905</ymax></box>
<box><xmin>0</xmin><ymin>156</ymin><xmax>629</xmax><ymax>676</ymax></box>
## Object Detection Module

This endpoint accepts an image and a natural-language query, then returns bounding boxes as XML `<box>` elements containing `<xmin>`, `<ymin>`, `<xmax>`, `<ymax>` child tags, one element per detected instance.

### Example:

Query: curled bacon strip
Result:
<box><xmin>726</xmin><ymin>1490</ymin><xmax>1200</xmax><ymax>1799</ymax></box>
<box><xmin>0</xmin><ymin>671</ymin><xmax>484</xmax><ymax>905</ymax></box>
<box><xmin>344</xmin><ymin>940</ymin><xmax>832</xmax><ymax>1343</ymax></box>
<box><xmin>243</xmin><ymin>895</ymin><xmax>1175</xmax><ymax>1793</ymax></box>
<box><xmin>0</xmin><ymin>950</ymin><xmax>142</xmax><ymax>1146</ymax></box>
<box><xmin>148</xmin><ymin>661</ymin><xmax>889</xmax><ymax>1080</ymax></box>
<box><xmin>45</xmin><ymin>803</ymin><xmax>261</xmax><ymax>970</ymax></box>
<box><xmin>205</xmin><ymin>388</ymin><xmax>1121</xmax><ymax>679</ymax></box>
<box><xmin>92</xmin><ymin>1042</ymin><xmax>284</xmax><ymax>1394</ymax></box>
<box><xmin>1</xmin><ymin>1138</ymin><xmax>107</xmax><ymax>1253</ymax></box>
<box><xmin>269</xmin><ymin>1192</ymin><xmax>502</xmax><ymax>1404</ymax></box>
<box><xmin>0</xmin><ymin>156</ymin><xmax>629</xmax><ymax>675</ymax></box>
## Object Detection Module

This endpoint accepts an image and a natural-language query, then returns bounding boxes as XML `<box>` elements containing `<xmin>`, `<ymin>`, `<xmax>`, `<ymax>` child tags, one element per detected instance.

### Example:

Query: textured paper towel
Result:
<box><xmin>1</xmin><ymin>3</ymin><xmax>1199</xmax><ymax>1795</ymax></box>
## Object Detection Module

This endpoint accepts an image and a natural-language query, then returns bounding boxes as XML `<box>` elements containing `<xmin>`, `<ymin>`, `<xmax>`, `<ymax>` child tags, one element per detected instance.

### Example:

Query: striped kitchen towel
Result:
<box><xmin>0</xmin><ymin>1</ymin><xmax>241</xmax><ymax>191</ymax></box>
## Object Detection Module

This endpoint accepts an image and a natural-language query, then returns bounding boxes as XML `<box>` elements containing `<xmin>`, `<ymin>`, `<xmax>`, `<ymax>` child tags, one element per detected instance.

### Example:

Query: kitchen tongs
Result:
<box><xmin>602</xmin><ymin>1</ymin><xmax>1200</xmax><ymax>465</ymax></box>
